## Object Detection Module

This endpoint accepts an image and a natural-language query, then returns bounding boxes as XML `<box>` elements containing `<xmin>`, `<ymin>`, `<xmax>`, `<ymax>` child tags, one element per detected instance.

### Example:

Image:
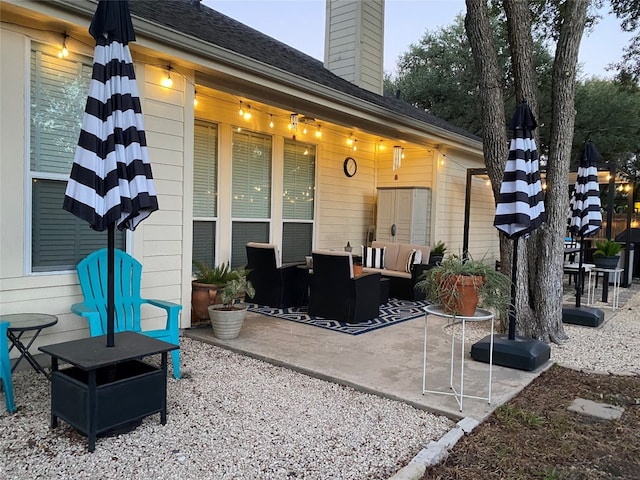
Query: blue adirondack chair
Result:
<box><xmin>1</xmin><ymin>320</ymin><xmax>17</xmax><ymax>412</ymax></box>
<box><xmin>72</xmin><ymin>249</ymin><xmax>182</xmax><ymax>379</ymax></box>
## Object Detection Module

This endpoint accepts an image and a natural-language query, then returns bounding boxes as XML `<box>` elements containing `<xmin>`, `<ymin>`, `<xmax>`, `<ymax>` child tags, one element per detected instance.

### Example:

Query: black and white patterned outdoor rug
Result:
<box><xmin>247</xmin><ymin>298</ymin><xmax>428</xmax><ymax>335</ymax></box>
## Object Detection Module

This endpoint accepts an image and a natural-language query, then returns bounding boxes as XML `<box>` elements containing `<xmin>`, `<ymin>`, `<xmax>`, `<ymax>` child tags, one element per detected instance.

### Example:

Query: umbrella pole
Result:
<box><xmin>575</xmin><ymin>235</ymin><xmax>585</xmax><ymax>308</ymax></box>
<box><xmin>508</xmin><ymin>237</ymin><xmax>518</xmax><ymax>341</ymax></box>
<box><xmin>107</xmin><ymin>223</ymin><xmax>115</xmax><ymax>347</ymax></box>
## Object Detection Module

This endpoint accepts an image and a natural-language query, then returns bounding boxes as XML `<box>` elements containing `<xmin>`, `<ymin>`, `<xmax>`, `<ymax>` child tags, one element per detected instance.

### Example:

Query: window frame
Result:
<box><xmin>192</xmin><ymin>119</ymin><xmax>220</xmax><ymax>269</ymax></box>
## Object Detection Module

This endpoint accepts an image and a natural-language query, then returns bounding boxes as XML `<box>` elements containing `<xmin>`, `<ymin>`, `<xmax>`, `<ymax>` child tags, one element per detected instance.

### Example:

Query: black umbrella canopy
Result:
<box><xmin>63</xmin><ymin>0</ymin><xmax>158</xmax><ymax>346</ymax></box>
<box><xmin>494</xmin><ymin>101</ymin><xmax>546</xmax><ymax>238</ymax></box>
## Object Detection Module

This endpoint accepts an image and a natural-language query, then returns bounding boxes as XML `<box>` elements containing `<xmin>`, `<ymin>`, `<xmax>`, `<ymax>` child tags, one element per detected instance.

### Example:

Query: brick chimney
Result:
<box><xmin>324</xmin><ymin>0</ymin><xmax>385</xmax><ymax>95</ymax></box>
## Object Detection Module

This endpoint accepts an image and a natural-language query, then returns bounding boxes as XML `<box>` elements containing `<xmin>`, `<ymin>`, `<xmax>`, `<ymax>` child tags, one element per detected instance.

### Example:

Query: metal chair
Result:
<box><xmin>0</xmin><ymin>320</ymin><xmax>17</xmax><ymax>412</ymax></box>
<box><xmin>72</xmin><ymin>249</ymin><xmax>182</xmax><ymax>379</ymax></box>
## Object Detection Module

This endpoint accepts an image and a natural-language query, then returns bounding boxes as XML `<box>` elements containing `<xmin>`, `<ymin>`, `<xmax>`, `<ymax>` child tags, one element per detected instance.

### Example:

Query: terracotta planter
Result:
<box><xmin>353</xmin><ymin>264</ymin><xmax>363</xmax><ymax>276</ymax></box>
<box><xmin>208</xmin><ymin>304</ymin><xmax>248</xmax><ymax>339</ymax></box>
<box><xmin>440</xmin><ymin>274</ymin><xmax>483</xmax><ymax>317</ymax></box>
<box><xmin>191</xmin><ymin>281</ymin><xmax>222</xmax><ymax>324</ymax></box>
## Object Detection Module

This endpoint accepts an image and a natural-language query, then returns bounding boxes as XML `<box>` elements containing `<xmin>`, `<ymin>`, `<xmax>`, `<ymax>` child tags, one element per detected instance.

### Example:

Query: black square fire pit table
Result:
<box><xmin>39</xmin><ymin>332</ymin><xmax>177</xmax><ymax>452</ymax></box>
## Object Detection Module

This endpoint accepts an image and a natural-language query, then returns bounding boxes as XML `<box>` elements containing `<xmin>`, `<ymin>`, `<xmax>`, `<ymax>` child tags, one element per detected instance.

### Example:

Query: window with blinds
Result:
<box><xmin>232</xmin><ymin>130</ymin><xmax>272</xmax><ymax>218</ymax></box>
<box><xmin>282</xmin><ymin>140</ymin><xmax>315</xmax><ymax>262</ymax></box>
<box><xmin>231</xmin><ymin>130</ymin><xmax>272</xmax><ymax>266</ymax></box>
<box><xmin>29</xmin><ymin>46</ymin><xmax>124</xmax><ymax>272</ymax></box>
<box><xmin>193</xmin><ymin>121</ymin><xmax>219</xmax><ymax>268</ymax></box>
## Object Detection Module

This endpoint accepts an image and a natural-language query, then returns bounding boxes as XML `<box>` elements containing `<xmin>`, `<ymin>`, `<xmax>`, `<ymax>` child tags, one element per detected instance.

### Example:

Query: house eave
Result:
<box><xmin>12</xmin><ymin>0</ymin><xmax>481</xmax><ymax>154</ymax></box>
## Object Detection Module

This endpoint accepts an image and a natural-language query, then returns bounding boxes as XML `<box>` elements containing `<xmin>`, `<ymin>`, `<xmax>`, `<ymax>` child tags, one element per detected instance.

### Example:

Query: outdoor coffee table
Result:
<box><xmin>2</xmin><ymin>313</ymin><xmax>58</xmax><ymax>378</ymax></box>
<box><xmin>422</xmin><ymin>305</ymin><xmax>495</xmax><ymax>412</ymax></box>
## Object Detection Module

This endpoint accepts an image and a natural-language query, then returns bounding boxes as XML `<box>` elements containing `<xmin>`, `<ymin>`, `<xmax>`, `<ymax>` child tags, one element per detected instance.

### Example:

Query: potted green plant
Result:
<box><xmin>428</xmin><ymin>241</ymin><xmax>447</xmax><ymax>266</ymax></box>
<box><xmin>191</xmin><ymin>261</ymin><xmax>238</xmax><ymax>326</ymax></box>
<box><xmin>592</xmin><ymin>239</ymin><xmax>622</xmax><ymax>269</ymax></box>
<box><xmin>416</xmin><ymin>253</ymin><xmax>511</xmax><ymax>317</ymax></box>
<box><xmin>208</xmin><ymin>267</ymin><xmax>255</xmax><ymax>339</ymax></box>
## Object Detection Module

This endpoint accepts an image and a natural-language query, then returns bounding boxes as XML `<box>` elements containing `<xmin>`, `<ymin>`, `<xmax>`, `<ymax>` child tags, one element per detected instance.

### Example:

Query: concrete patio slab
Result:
<box><xmin>184</xmin><ymin>310</ymin><xmax>549</xmax><ymax>421</ymax></box>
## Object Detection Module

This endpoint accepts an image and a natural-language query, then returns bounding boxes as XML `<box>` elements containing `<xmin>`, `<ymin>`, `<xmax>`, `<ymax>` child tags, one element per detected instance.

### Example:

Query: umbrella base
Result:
<box><xmin>562</xmin><ymin>305</ymin><xmax>604</xmax><ymax>327</ymax></box>
<box><xmin>471</xmin><ymin>334</ymin><xmax>551</xmax><ymax>371</ymax></box>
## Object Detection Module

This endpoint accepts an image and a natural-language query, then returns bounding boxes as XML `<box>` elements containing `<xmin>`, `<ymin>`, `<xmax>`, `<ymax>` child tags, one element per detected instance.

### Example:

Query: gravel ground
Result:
<box><xmin>2</xmin><ymin>287</ymin><xmax>638</xmax><ymax>479</ymax></box>
<box><xmin>0</xmin><ymin>338</ymin><xmax>452</xmax><ymax>480</ymax></box>
<box><xmin>552</xmin><ymin>288</ymin><xmax>640</xmax><ymax>375</ymax></box>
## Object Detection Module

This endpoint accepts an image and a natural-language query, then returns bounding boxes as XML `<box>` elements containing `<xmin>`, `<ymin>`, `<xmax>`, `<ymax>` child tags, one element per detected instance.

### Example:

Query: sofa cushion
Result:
<box><xmin>363</xmin><ymin>246</ymin><xmax>386</xmax><ymax>268</ymax></box>
<box><xmin>405</xmin><ymin>249</ymin><xmax>422</xmax><ymax>272</ymax></box>
<box><xmin>372</xmin><ymin>241</ymin><xmax>399</xmax><ymax>270</ymax></box>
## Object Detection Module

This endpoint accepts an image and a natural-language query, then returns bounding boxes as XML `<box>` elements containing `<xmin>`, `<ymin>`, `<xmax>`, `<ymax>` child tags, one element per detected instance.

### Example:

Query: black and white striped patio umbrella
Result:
<box><xmin>494</xmin><ymin>101</ymin><xmax>546</xmax><ymax>239</ymax></box>
<box><xmin>568</xmin><ymin>141</ymin><xmax>602</xmax><ymax>306</ymax></box>
<box><xmin>569</xmin><ymin>141</ymin><xmax>602</xmax><ymax>238</ymax></box>
<box><xmin>493</xmin><ymin>101</ymin><xmax>546</xmax><ymax>340</ymax></box>
<box><xmin>63</xmin><ymin>0</ymin><xmax>157</xmax><ymax>346</ymax></box>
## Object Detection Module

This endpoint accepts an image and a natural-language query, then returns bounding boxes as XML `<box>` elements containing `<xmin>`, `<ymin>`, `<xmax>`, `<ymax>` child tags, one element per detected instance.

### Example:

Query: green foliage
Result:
<box><xmin>593</xmin><ymin>239</ymin><xmax>622</xmax><ymax>256</ymax></box>
<box><xmin>386</xmin><ymin>7</ymin><xmax>640</xmax><ymax>174</ymax></box>
<box><xmin>573</xmin><ymin>79</ymin><xmax>640</xmax><ymax>175</ymax></box>
<box><xmin>416</xmin><ymin>254</ymin><xmax>511</xmax><ymax>317</ymax></box>
<box><xmin>386</xmin><ymin>13</ymin><xmax>554</xmax><ymax>143</ymax></box>
<box><xmin>192</xmin><ymin>260</ymin><xmax>238</xmax><ymax>285</ymax></box>
<box><xmin>217</xmin><ymin>268</ymin><xmax>255</xmax><ymax>307</ymax></box>
<box><xmin>430</xmin><ymin>241</ymin><xmax>447</xmax><ymax>255</ymax></box>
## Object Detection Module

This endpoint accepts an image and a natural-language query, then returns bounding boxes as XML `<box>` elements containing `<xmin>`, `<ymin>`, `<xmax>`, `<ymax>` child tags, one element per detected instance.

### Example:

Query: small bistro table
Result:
<box><xmin>423</xmin><ymin>305</ymin><xmax>495</xmax><ymax>412</ymax></box>
<box><xmin>1</xmin><ymin>313</ymin><xmax>58</xmax><ymax>378</ymax></box>
<box><xmin>587</xmin><ymin>267</ymin><xmax>623</xmax><ymax>310</ymax></box>
<box><xmin>39</xmin><ymin>332</ymin><xmax>177</xmax><ymax>452</ymax></box>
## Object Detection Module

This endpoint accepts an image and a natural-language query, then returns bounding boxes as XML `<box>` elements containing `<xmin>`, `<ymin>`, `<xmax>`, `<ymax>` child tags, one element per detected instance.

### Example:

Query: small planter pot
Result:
<box><xmin>191</xmin><ymin>281</ymin><xmax>223</xmax><ymax>325</ymax></box>
<box><xmin>440</xmin><ymin>274</ymin><xmax>483</xmax><ymax>317</ymax></box>
<box><xmin>208</xmin><ymin>304</ymin><xmax>248</xmax><ymax>339</ymax></box>
<box><xmin>592</xmin><ymin>255</ymin><xmax>620</xmax><ymax>269</ymax></box>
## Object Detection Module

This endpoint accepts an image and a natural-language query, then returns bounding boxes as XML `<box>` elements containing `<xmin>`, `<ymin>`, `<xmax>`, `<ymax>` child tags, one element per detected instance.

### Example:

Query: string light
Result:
<box><xmin>378</xmin><ymin>140</ymin><xmax>385</xmax><ymax>151</ymax></box>
<box><xmin>269</xmin><ymin>115</ymin><xmax>274</xmax><ymax>128</ymax></box>
<box><xmin>193</xmin><ymin>89</ymin><xmax>198</xmax><ymax>107</ymax></box>
<box><xmin>238</xmin><ymin>101</ymin><xmax>244</xmax><ymax>117</ymax></box>
<box><xmin>302</xmin><ymin>120</ymin><xmax>308</xmax><ymax>135</ymax></box>
<box><xmin>161</xmin><ymin>65</ymin><xmax>173</xmax><ymax>88</ymax></box>
<box><xmin>315</xmin><ymin>125</ymin><xmax>322</xmax><ymax>138</ymax></box>
<box><xmin>346</xmin><ymin>133</ymin><xmax>354</xmax><ymax>146</ymax></box>
<box><xmin>243</xmin><ymin>104</ymin><xmax>252</xmax><ymax>120</ymax></box>
<box><xmin>352</xmin><ymin>139</ymin><xmax>357</xmax><ymax>152</ymax></box>
<box><xmin>58</xmin><ymin>34</ymin><xmax>69</xmax><ymax>58</ymax></box>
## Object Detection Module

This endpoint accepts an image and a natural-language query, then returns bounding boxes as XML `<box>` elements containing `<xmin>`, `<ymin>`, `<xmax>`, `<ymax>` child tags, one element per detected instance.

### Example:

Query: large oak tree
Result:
<box><xmin>465</xmin><ymin>0</ymin><xmax>588</xmax><ymax>343</ymax></box>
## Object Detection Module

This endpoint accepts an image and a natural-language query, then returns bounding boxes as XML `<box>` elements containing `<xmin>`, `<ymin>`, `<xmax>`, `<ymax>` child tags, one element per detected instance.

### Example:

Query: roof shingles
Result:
<box><xmin>129</xmin><ymin>0</ymin><xmax>479</xmax><ymax>142</ymax></box>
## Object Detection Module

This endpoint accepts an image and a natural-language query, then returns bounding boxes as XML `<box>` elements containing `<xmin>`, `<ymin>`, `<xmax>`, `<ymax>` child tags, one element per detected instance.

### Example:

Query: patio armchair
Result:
<box><xmin>71</xmin><ymin>249</ymin><xmax>182</xmax><ymax>379</ymax></box>
<box><xmin>309</xmin><ymin>250</ymin><xmax>381</xmax><ymax>323</ymax></box>
<box><xmin>245</xmin><ymin>242</ymin><xmax>304</xmax><ymax>308</ymax></box>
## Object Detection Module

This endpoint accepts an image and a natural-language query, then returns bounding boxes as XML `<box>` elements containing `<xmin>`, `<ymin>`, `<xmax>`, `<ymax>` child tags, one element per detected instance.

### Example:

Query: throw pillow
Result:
<box><xmin>364</xmin><ymin>246</ymin><xmax>385</xmax><ymax>268</ymax></box>
<box><xmin>405</xmin><ymin>249</ymin><xmax>422</xmax><ymax>273</ymax></box>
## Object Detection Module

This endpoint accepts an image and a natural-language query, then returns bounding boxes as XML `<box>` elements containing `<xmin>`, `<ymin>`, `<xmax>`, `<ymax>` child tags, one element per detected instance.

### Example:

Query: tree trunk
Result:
<box><xmin>466</xmin><ymin>0</ymin><xmax>589</xmax><ymax>343</ymax></box>
<box><xmin>503</xmin><ymin>0</ymin><xmax>540</xmax><ymax>338</ymax></box>
<box><xmin>465</xmin><ymin>0</ymin><xmax>516</xmax><ymax>333</ymax></box>
<box><xmin>534</xmin><ymin>0</ymin><xmax>589</xmax><ymax>343</ymax></box>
